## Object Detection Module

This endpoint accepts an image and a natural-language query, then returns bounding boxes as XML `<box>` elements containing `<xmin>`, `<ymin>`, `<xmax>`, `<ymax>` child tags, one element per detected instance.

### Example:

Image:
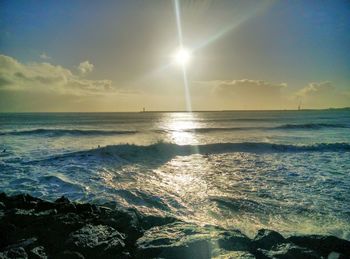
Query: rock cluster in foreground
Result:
<box><xmin>0</xmin><ymin>193</ymin><xmax>349</xmax><ymax>259</ymax></box>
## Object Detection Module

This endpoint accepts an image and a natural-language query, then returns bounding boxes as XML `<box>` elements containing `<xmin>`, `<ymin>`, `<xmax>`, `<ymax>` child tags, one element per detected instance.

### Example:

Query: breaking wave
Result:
<box><xmin>0</xmin><ymin>128</ymin><xmax>137</xmax><ymax>137</ymax></box>
<box><xmin>27</xmin><ymin>142</ymin><xmax>350</xmax><ymax>165</ymax></box>
<box><xmin>181</xmin><ymin>123</ymin><xmax>349</xmax><ymax>133</ymax></box>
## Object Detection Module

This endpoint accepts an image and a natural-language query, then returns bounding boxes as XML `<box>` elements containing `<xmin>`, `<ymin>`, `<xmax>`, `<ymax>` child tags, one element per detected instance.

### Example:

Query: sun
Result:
<box><xmin>174</xmin><ymin>47</ymin><xmax>191</xmax><ymax>66</ymax></box>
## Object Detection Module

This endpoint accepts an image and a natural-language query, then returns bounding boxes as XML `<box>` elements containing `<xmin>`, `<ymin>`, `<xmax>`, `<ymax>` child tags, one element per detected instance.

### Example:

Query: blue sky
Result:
<box><xmin>1</xmin><ymin>0</ymin><xmax>349</xmax><ymax>111</ymax></box>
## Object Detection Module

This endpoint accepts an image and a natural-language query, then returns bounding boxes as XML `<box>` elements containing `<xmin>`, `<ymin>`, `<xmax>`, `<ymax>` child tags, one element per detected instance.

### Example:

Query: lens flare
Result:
<box><xmin>174</xmin><ymin>47</ymin><xmax>191</xmax><ymax>66</ymax></box>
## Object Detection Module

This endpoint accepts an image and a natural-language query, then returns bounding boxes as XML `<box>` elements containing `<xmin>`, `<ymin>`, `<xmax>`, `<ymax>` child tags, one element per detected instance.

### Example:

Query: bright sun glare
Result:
<box><xmin>174</xmin><ymin>47</ymin><xmax>191</xmax><ymax>66</ymax></box>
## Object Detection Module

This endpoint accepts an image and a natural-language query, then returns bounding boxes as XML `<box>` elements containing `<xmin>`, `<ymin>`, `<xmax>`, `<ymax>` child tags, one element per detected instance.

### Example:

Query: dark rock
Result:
<box><xmin>327</xmin><ymin>251</ymin><xmax>349</xmax><ymax>259</ymax></box>
<box><xmin>136</xmin><ymin>222</ymin><xmax>250</xmax><ymax>259</ymax></box>
<box><xmin>139</xmin><ymin>214</ymin><xmax>177</xmax><ymax>230</ymax></box>
<box><xmin>258</xmin><ymin>243</ymin><xmax>321</xmax><ymax>259</ymax></box>
<box><xmin>100</xmin><ymin>209</ymin><xmax>143</xmax><ymax>246</ymax></box>
<box><xmin>287</xmin><ymin>235</ymin><xmax>350</xmax><ymax>257</ymax></box>
<box><xmin>29</xmin><ymin>246</ymin><xmax>47</xmax><ymax>259</ymax></box>
<box><xmin>217</xmin><ymin>230</ymin><xmax>252</xmax><ymax>251</ymax></box>
<box><xmin>75</xmin><ymin>203</ymin><xmax>94</xmax><ymax>214</ymax></box>
<box><xmin>0</xmin><ymin>223</ymin><xmax>18</xmax><ymax>248</ymax></box>
<box><xmin>65</xmin><ymin>224</ymin><xmax>126</xmax><ymax>258</ymax></box>
<box><xmin>54</xmin><ymin>250</ymin><xmax>85</xmax><ymax>259</ymax></box>
<box><xmin>35</xmin><ymin>201</ymin><xmax>55</xmax><ymax>212</ymax></box>
<box><xmin>0</xmin><ymin>202</ymin><xmax>6</xmax><ymax>210</ymax></box>
<box><xmin>0</xmin><ymin>193</ymin><xmax>7</xmax><ymax>202</ymax></box>
<box><xmin>56</xmin><ymin>203</ymin><xmax>77</xmax><ymax>213</ymax></box>
<box><xmin>53</xmin><ymin>197</ymin><xmax>76</xmax><ymax>213</ymax></box>
<box><xmin>54</xmin><ymin>196</ymin><xmax>70</xmax><ymax>204</ymax></box>
<box><xmin>252</xmin><ymin>229</ymin><xmax>285</xmax><ymax>250</ymax></box>
<box><xmin>3</xmin><ymin>237</ymin><xmax>37</xmax><ymax>251</ymax></box>
<box><xmin>0</xmin><ymin>247</ymin><xmax>28</xmax><ymax>259</ymax></box>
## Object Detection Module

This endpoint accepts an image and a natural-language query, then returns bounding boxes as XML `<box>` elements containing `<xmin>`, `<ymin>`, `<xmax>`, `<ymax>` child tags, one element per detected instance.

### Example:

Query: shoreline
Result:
<box><xmin>0</xmin><ymin>193</ymin><xmax>349</xmax><ymax>258</ymax></box>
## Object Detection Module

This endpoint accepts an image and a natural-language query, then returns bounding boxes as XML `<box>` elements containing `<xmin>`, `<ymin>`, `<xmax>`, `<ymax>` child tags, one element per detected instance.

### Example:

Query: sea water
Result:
<box><xmin>0</xmin><ymin>110</ymin><xmax>349</xmax><ymax>239</ymax></box>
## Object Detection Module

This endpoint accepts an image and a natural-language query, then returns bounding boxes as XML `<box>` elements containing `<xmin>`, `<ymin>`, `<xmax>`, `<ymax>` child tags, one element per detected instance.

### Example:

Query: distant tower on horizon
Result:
<box><xmin>142</xmin><ymin>107</ymin><xmax>145</xmax><ymax>112</ymax></box>
<box><xmin>298</xmin><ymin>98</ymin><xmax>302</xmax><ymax>111</ymax></box>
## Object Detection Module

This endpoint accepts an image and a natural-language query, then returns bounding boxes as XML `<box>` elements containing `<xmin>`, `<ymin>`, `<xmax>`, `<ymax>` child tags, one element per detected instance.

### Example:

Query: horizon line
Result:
<box><xmin>0</xmin><ymin>107</ymin><xmax>349</xmax><ymax>113</ymax></box>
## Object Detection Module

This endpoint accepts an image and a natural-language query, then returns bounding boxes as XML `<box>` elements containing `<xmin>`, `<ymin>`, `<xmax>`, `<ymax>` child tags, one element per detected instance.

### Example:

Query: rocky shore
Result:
<box><xmin>0</xmin><ymin>193</ymin><xmax>349</xmax><ymax>259</ymax></box>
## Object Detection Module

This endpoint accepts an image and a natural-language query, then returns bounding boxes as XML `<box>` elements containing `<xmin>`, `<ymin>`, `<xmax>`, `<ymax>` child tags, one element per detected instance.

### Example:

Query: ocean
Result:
<box><xmin>0</xmin><ymin>110</ymin><xmax>349</xmax><ymax>240</ymax></box>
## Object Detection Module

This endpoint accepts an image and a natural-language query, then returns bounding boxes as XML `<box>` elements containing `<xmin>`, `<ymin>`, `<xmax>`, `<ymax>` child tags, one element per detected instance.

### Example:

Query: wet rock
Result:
<box><xmin>100</xmin><ymin>209</ymin><xmax>143</xmax><ymax>245</ymax></box>
<box><xmin>139</xmin><ymin>214</ymin><xmax>178</xmax><ymax>230</ymax></box>
<box><xmin>75</xmin><ymin>203</ymin><xmax>95</xmax><ymax>214</ymax></box>
<box><xmin>55</xmin><ymin>196</ymin><xmax>70</xmax><ymax>204</ymax></box>
<box><xmin>217</xmin><ymin>229</ymin><xmax>252</xmax><ymax>252</ymax></box>
<box><xmin>258</xmin><ymin>243</ymin><xmax>321</xmax><ymax>259</ymax></box>
<box><xmin>327</xmin><ymin>251</ymin><xmax>348</xmax><ymax>259</ymax></box>
<box><xmin>136</xmin><ymin>222</ymin><xmax>214</xmax><ymax>258</ymax></box>
<box><xmin>28</xmin><ymin>246</ymin><xmax>47</xmax><ymax>259</ymax></box>
<box><xmin>65</xmin><ymin>224</ymin><xmax>126</xmax><ymax>258</ymax></box>
<box><xmin>287</xmin><ymin>235</ymin><xmax>350</xmax><ymax>257</ymax></box>
<box><xmin>0</xmin><ymin>223</ymin><xmax>18</xmax><ymax>248</ymax></box>
<box><xmin>136</xmin><ymin>222</ymin><xmax>250</xmax><ymax>259</ymax></box>
<box><xmin>2</xmin><ymin>193</ymin><xmax>350</xmax><ymax>259</ymax></box>
<box><xmin>3</xmin><ymin>237</ymin><xmax>37</xmax><ymax>251</ymax></box>
<box><xmin>4</xmin><ymin>194</ymin><xmax>40</xmax><ymax>210</ymax></box>
<box><xmin>0</xmin><ymin>202</ymin><xmax>6</xmax><ymax>210</ymax></box>
<box><xmin>35</xmin><ymin>201</ymin><xmax>55</xmax><ymax>212</ymax></box>
<box><xmin>212</xmin><ymin>250</ymin><xmax>255</xmax><ymax>259</ymax></box>
<box><xmin>0</xmin><ymin>247</ymin><xmax>28</xmax><ymax>259</ymax></box>
<box><xmin>252</xmin><ymin>229</ymin><xmax>285</xmax><ymax>250</ymax></box>
<box><xmin>54</xmin><ymin>250</ymin><xmax>85</xmax><ymax>259</ymax></box>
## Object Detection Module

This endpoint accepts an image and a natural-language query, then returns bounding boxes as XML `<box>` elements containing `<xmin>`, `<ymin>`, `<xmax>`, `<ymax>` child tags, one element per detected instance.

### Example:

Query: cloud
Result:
<box><xmin>296</xmin><ymin>81</ymin><xmax>334</xmax><ymax>97</ymax></box>
<box><xmin>39</xmin><ymin>52</ymin><xmax>51</xmax><ymax>60</ymax></box>
<box><xmin>296</xmin><ymin>82</ymin><xmax>350</xmax><ymax>108</ymax></box>
<box><xmin>0</xmin><ymin>54</ymin><xmax>112</xmax><ymax>96</ymax></box>
<box><xmin>215</xmin><ymin>79</ymin><xmax>287</xmax><ymax>95</ymax></box>
<box><xmin>78</xmin><ymin>60</ymin><xmax>94</xmax><ymax>75</ymax></box>
<box><xmin>209</xmin><ymin>79</ymin><xmax>288</xmax><ymax>109</ymax></box>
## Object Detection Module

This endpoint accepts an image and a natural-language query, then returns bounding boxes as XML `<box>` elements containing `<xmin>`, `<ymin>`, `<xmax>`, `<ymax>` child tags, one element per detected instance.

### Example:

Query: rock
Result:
<box><xmin>55</xmin><ymin>196</ymin><xmax>70</xmax><ymax>204</ymax></box>
<box><xmin>55</xmin><ymin>250</ymin><xmax>85</xmax><ymax>259</ymax></box>
<box><xmin>327</xmin><ymin>251</ymin><xmax>349</xmax><ymax>259</ymax></box>
<box><xmin>4</xmin><ymin>194</ymin><xmax>40</xmax><ymax>210</ymax></box>
<box><xmin>252</xmin><ymin>229</ymin><xmax>285</xmax><ymax>250</ymax></box>
<box><xmin>0</xmin><ymin>202</ymin><xmax>6</xmax><ymax>210</ymax></box>
<box><xmin>65</xmin><ymin>224</ymin><xmax>126</xmax><ymax>258</ymax></box>
<box><xmin>212</xmin><ymin>250</ymin><xmax>256</xmax><ymax>259</ymax></box>
<box><xmin>3</xmin><ymin>237</ymin><xmax>37</xmax><ymax>251</ymax></box>
<box><xmin>258</xmin><ymin>243</ymin><xmax>321</xmax><ymax>259</ymax></box>
<box><xmin>75</xmin><ymin>203</ymin><xmax>95</xmax><ymax>214</ymax></box>
<box><xmin>217</xmin><ymin>229</ymin><xmax>252</xmax><ymax>252</ymax></box>
<box><xmin>136</xmin><ymin>222</ymin><xmax>212</xmax><ymax>258</ymax></box>
<box><xmin>100</xmin><ymin>209</ymin><xmax>143</xmax><ymax>245</ymax></box>
<box><xmin>35</xmin><ymin>201</ymin><xmax>55</xmax><ymax>212</ymax></box>
<box><xmin>0</xmin><ymin>223</ymin><xmax>18</xmax><ymax>248</ymax></box>
<box><xmin>139</xmin><ymin>214</ymin><xmax>178</xmax><ymax>230</ymax></box>
<box><xmin>29</xmin><ymin>246</ymin><xmax>47</xmax><ymax>259</ymax></box>
<box><xmin>287</xmin><ymin>235</ymin><xmax>350</xmax><ymax>257</ymax></box>
<box><xmin>0</xmin><ymin>247</ymin><xmax>28</xmax><ymax>259</ymax></box>
<box><xmin>136</xmin><ymin>222</ymin><xmax>251</xmax><ymax>259</ymax></box>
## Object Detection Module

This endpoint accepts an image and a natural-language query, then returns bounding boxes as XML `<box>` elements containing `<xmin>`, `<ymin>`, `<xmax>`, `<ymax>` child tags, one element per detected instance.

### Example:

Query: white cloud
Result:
<box><xmin>295</xmin><ymin>82</ymin><xmax>349</xmax><ymax>108</ymax></box>
<box><xmin>215</xmin><ymin>79</ymin><xmax>287</xmax><ymax>95</ymax></box>
<box><xmin>0</xmin><ymin>54</ymin><xmax>113</xmax><ymax>96</ymax></box>
<box><xmin>78</xmin><ymin>60</ymin><xmax>94</xmax><ymax>75</ymax></box>
<box><xmin>296</xmin><ymin>81</ymin><xmax>334</xmax><ymax>97</ymax></box>
<box><xmin>209</xmin><ymin>79</ymin><xmax>288</xmax><ymax>109</ymax></box>
<box><xmin>39</xmin><ymin>52</ymin><xmax>51</xmax><ymax>60</ymax></box>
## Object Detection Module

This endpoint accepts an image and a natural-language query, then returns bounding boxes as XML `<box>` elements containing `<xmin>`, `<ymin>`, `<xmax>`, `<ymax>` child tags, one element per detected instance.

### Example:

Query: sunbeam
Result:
<box><xmin>174</xmin><ymin>0</ymin><xmax>193</xmax><ymax>112</ymax></box>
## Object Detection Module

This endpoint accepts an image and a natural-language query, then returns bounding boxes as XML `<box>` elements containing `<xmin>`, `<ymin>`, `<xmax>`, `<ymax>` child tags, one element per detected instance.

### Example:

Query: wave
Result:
<box><xmin>274</xmin><ymin>123</ymin><xmax>348</xmax><ymax>130</ymax></box>
<box><xmin>0</xmin><ymin>128</ymin><xmax>138</xmax><ymax>137</ymax></box>
<box><xmin>28</xmin><ymin>142</ymin><xmax>350</xmax><ymax>165</ymax></box>
<box><xmin>178</xmin><ymin>123</ymin><xmax>348</xmax><ymax>133</ymax></box>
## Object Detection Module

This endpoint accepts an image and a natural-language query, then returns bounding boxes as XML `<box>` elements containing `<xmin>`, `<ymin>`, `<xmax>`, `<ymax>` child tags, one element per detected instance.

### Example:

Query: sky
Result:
<box><xmin>0</xmin><ymin>0</ymin><xmax>349</xmax><ymax>112</ymax></box>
